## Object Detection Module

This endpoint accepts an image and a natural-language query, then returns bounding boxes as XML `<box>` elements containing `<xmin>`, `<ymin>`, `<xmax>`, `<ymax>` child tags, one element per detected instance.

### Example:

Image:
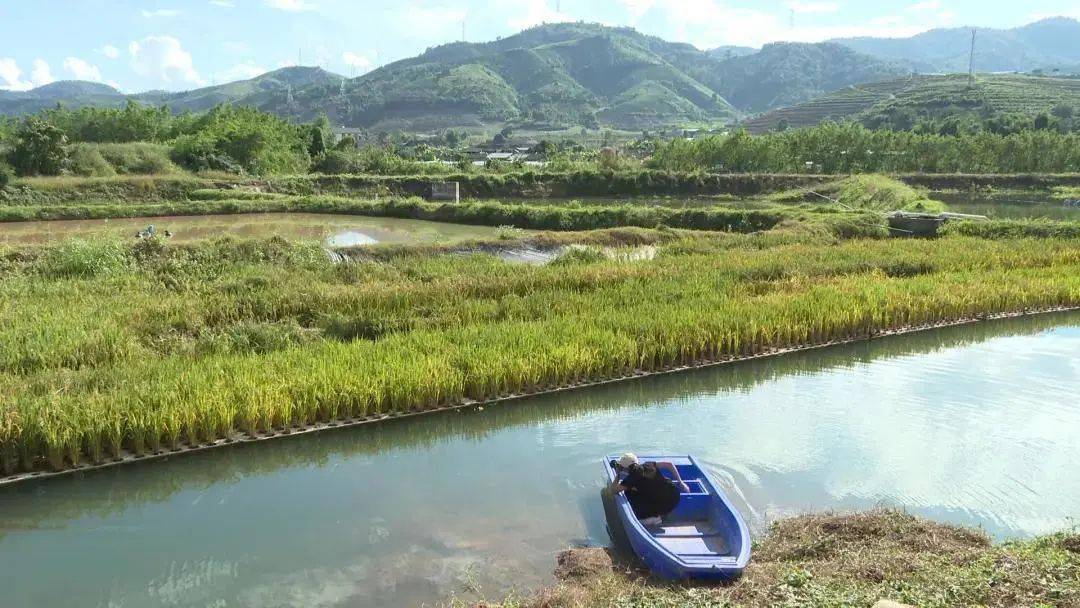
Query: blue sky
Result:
<box><xmin>1</xmin><ymin>0</ymin><xmax>1078</xmax><ymax>93</ymax></box>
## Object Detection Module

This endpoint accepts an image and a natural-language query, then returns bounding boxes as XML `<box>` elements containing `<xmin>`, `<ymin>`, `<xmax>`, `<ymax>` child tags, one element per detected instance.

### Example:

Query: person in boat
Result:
<box><xmin>609</xmin><ymin>453</ymin><xmax>690</xmax><ymax>527</ymax></box>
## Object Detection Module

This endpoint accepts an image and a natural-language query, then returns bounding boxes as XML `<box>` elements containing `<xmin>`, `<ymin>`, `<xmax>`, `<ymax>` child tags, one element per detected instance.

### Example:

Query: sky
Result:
<box><xmin>1</xmin><ymin>0</ymin><xmax>1078</xmax><ymax>93</ymax></box>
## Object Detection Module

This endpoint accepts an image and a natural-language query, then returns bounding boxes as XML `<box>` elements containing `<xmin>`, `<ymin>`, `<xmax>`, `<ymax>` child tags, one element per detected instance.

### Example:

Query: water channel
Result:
<box><xmin>1</xmin><ymin>312</ymin><xmax>1077</xmax><ymax>607</ymax></box>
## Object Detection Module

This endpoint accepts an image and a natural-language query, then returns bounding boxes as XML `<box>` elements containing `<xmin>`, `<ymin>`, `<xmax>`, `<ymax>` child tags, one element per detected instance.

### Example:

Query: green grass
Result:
<box><xmin>479</xmin><ymin>510</ymin><xmax>1080</xmax><ymax>608</ymax></box>
<box><xmin>0</xmin><ymin>232</ymin><xmax>1077</xmax><ymax>474</ymax></box>
<box><xmin>770</xmin><ymin>175</ymin><xmax>948</xmax><ymax>213</ymax></box>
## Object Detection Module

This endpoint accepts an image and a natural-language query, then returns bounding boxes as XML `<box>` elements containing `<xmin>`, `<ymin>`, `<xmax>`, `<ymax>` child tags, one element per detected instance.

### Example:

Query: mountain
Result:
<box><xmin>707</xmin><ymin>46</ymin><xmax>758</xmax><ymax>60</ymax></box>
<box><xmin>708</xmin><ymin>42</ymin><xmax>910</xmax><ymax>112</ymax></box>
<box><xmin>0</xmin><ymin>80</ymin><xmax>126</xmax><ymax>115</ymax></box>
<box><xmin>835</xmin><ymin>17</ymin><xmax>1080</xmax><ymax>73</ymax></box>
<box><xmin>253</xmin><ymin>25</ymin><xmax>910</xmax><ymax>129</ymax></box>
<box><xmin>131</xmin><ymin>66</ymin><xmax>341</xmax><ymax>113</ymax></box>
<box><xmin>3</xmin><ymin>18</ymin><xmax>1079</xmax><ymax>132</ymax></box>
<box><xmin>0</xmin><ymin>67</ymin><xmax>341</xmax><ymax>117</ymax></box>
<box><xmin>255</xmin><ymin>23</ymin><xmax>740</xmax><ymax>130</ymax></box>
<box><xmin>741</xmin><ymin>73</ymin><xmax>1080</xmax><ymax>133</ymax></box>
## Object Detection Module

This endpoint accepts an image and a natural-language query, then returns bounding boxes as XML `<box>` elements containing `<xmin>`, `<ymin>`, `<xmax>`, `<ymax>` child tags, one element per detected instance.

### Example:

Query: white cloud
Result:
<box><xmin>216</xmin><ymin>62</ymin><xmax>267</xmax><ymax>82</ymax></box>
<box><xmin>264</xmin><ymin>0</ymin><xmax>316</xmax><ymax>11</ymax></box>
<box><xmin>0</xmin><ymin>57</ymin><xmax>54</xmax><ymax>91</ymax></box>
<box><xmin>128</xmin><ymin>36</ymin><xmax>205</xmax><ymax>88</ymax></box>
<box><xmin>141</xmin><ymin>8</ymin><xmax>180</xmax><ymax>18</ymax></box>
<box><xmin>101</xmin><ymin>44</ymin><xmax>120</xmax><ymax>59</ymax></box>
<box><xmin>786</xmin><ymin>1</ymin><xmax>840</xmax><ymax>14</ymax></box>
<box><xmin>342</xmin><ymin>51</ymin><xmax>375</xmax><ymax>75</ymax></box>
<box><xmin>30</xmin><ymin>59</ymin><xmax>55</xmax><ymax>87</ymax></box>
<box><xmin>63</xmin><ymin>57</ymin><xmax>103</xmax><ymax>81</ymax></box>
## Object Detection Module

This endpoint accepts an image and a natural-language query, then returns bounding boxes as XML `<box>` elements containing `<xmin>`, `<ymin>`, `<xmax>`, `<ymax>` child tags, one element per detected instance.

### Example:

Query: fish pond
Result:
<box><xmin>1</xmin><ymin>312</ymin><xmax>1078</xmax><ymax>607</ymax></box>
<box><xmin>0</xmin><ymin>213</ymin><xmax>510</xmax><ymax>247</ymax></box>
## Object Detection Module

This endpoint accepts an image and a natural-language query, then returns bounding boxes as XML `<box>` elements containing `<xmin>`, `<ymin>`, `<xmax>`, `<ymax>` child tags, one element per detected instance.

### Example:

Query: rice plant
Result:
<box><xmin>0</xmin><ymin>232</ymin><xmax>1076</xmax><ymax>475</ymax></box>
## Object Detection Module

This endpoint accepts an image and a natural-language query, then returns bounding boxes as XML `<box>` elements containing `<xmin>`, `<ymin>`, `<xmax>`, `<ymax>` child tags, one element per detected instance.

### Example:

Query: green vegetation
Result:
<box><xmin>649</xmin><ymin>123</ymin><xmax>1080</xmax><ymax>173</ymax></box>
<box><xmin>0</xmin><ymin>231</ymin><xmax>1076</xmax><ymax>474</ymax></box>
<box><xmin>745</xmin><ymin>74</ymin><xmax>1080</xmax><ymax>134</ymax></box>
<box><xmin>770</xmin><ymin>175</ymin><xmax>947</xmax><ymax>213</ymax></box>
<box><xmin>1</xmin><ymin>103</ymin><xmax>310</xmax><ymax>178</ymax></box>
<box><xmin>711</xmin><ymin>42</ymin><xmax>907</xmax><ymax>113</ymax></box>
<box><xmin>483</xmin><ymin>510</ymin><xmax>1080</xmax><ymax>608</ymax></box>
<box><xmin>943</xmin><ymin>218</ymin><xmax>1080</xmax><ymax>239</ymax></box>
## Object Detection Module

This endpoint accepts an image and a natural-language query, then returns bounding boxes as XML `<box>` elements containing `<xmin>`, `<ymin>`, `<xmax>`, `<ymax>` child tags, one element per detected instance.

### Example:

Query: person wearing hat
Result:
<box><xmin>609</xmin><ymin>453</ymin><xmax>690</xmax><ymax>527</ymax></box>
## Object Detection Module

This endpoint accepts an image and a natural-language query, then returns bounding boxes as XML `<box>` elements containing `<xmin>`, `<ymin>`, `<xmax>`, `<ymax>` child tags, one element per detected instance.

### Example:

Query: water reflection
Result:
<box><xmin>0</xmin><ymin>312</ymin><xmax>1076</xmax><ymax>608</ymax></box>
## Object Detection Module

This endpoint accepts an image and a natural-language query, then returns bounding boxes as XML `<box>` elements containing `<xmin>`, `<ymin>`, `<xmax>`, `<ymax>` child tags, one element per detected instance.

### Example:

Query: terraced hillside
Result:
<box><xmin>743</xmin><ymin>74</ymin><xmax>1080</xmax><ymax>132</ymax></box>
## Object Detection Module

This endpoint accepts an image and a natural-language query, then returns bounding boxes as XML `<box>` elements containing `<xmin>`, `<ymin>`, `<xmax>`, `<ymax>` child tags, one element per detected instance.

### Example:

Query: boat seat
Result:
<box><xmin>653</xmin><ymin>521</ymin><xmax>723</xmax><ymax>538</ymax></box>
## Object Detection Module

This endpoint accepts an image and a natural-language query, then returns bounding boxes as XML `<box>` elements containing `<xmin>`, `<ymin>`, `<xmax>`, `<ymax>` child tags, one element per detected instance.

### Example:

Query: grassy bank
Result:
<box><xmin>482</xmin><ymin>510</ymin><xmax>1080</xmax><ymax>608</ymax></box>
<box><xmin>0</xmin><ymin>233</ymin><xmax>1077</xmax><ymax>475</ymax></box>
<box><xmin>5</xmin><ymin>172</ymin><xmax>1079</xmax><ymax>207</ymax></box>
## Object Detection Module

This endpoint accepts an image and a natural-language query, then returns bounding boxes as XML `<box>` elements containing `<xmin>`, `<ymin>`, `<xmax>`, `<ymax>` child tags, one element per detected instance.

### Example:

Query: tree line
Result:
<box><xmin>2</xmin><ymin>103</ymin><xmax>1079</xmax><ymax>184</ymax></box>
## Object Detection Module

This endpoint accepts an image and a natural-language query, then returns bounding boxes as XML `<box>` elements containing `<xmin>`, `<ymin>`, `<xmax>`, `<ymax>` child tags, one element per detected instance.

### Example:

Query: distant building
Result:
<box><xmin>329</xmin><ymin>127</ymin><xmax>365</xmax><ymax>145</ymax></box>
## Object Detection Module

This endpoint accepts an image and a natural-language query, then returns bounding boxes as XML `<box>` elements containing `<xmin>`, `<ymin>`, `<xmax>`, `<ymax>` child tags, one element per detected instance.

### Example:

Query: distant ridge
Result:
<box><xmin>1</xmin><ymin>17</ymin><xmax>1078</xmax><ymax>132</ymax></box>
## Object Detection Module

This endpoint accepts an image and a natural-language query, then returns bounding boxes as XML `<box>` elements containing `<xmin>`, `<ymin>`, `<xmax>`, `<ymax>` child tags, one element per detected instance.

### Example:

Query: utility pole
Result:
<box><xmin>968</xmin><ymin>29</ymin><xmax>976</xmax><ymax>87</ymax></box>
<box><xmin>462</xmin><ymin>20</ymin><xmax>466</xmax><ymax>42</ymax></box>
<box><xmin>790</xmin><ymin>8</ymin><xmax>795</xmax><ymax>30</ymax></box>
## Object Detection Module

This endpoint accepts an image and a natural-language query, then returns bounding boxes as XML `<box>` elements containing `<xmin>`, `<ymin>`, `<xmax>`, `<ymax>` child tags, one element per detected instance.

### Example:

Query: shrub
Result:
<box><xmin>0</xmin><ymin>162</ymin><xmax>11</xmax><ymax>189</ymax></box>
<box><xmin>66</xmin><ymin>144</ymin><xmax>116</xmax><ymax>177</ymax></box>
<box><xmin>94</xmin><ymin>142</ymin><xmax>178</xmax><ymax>175</ymax></box>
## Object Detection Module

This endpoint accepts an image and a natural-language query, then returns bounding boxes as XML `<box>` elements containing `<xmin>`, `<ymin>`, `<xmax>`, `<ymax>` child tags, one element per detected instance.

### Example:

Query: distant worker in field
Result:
<box><xmin>609</xmin><ymin>453</ymin><xmax>689</xmax><ymax>527</ymax></box>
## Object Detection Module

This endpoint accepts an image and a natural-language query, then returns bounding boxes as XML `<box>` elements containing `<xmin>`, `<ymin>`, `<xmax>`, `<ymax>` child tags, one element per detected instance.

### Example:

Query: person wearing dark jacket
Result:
<box><xmin>609</xmin><ymin>453</ymin><xmax>689</xmax><ymax>527</ymax></box>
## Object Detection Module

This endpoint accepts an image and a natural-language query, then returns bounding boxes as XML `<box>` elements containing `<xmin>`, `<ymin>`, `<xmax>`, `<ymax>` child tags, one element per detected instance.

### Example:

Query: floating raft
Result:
<box><xmin>887</xmin><ymin>211</ymin><xmax>988</xmax><ymax>237</ymax></box>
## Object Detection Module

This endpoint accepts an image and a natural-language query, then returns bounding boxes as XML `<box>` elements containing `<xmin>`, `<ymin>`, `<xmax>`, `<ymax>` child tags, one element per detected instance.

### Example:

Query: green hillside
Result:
<box><xmin>742</xmin><ymin>74</ymin><xmax>1080</xmax><ymax>132</ymax></box>
<box><xmin>708</xmin><ymin>42</ymin><xmax>909</xmax><ymax>112</ymax></box>
<box><xmin>133</xmin><ymin>66</ymin><xmax>342</xmax><ymax>113</ymax></box>
<box><xmin>256</xmin><ymin>23</ymin><xmax>740</xmax><ymax>130</ymax></box>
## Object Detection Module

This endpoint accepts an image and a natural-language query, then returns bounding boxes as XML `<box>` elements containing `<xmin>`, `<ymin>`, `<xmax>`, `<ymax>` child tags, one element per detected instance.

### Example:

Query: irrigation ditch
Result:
<box><xmin>2</xmin><ymin>305</ymin><xmax>1075</xmax><ymax>489</ymax></box>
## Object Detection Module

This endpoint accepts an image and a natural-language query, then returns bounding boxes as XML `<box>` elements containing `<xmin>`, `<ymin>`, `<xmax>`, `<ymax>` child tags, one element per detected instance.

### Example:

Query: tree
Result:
<box><xmin>1033</xmin><ymin>112</ymin><xmax>1052</xmax><ymax>131</ymax></box>
<box><xmin>1051</xmin><ymin>104</ymin><xmax>1074</xmax><ymax>120</ymax></box>
<box><xmin>9</xmin><ymin>117</ymin><xmax>67</xmax><ymax>176</ymax></box>
<box><xmin>308</xmin><ymin>125</ymin><xmax>327</xmax><ymax>157</ymax></box>
<box><xmin>335</xmin><ymin>135</ymin><xmax>357</xmax><ymax>151</ymax></box>
<box><xmin>0</xmin><ymin>162</ymin><xmax>12</xmax><ymax>189</ymax></box>
<box><xmin>775</xmin><ymin>118</ymin><xmax>790</xmax><ymax>132</ymax></box>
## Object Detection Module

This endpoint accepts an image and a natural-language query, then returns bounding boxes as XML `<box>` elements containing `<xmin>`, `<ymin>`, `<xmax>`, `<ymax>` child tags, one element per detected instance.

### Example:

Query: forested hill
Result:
<box><xmin>742</xmin><ymin>74</ymin><xmax>1080</xmax><ymax>133</ymax></box>
<box><xmin>708</xmin><ymin>42</ymin><xmax>908</xmax><ymax>113</ymax></box>
<box><xmin>262</xmin><ymin>23</ymin><xmax>742</xmax><ymax>130</ymax></box>
<box><xmin>0</xmin><ymin>67</ymin><xmax>342</xmax><ymax>117</ymax></box>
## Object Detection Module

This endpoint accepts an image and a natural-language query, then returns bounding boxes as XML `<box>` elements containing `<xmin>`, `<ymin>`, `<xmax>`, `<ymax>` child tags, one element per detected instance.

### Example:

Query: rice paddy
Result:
<box><xmin>0</xmin><ymin>229</ymin><xmax>1077</xmax><ymax>477</ymax></box>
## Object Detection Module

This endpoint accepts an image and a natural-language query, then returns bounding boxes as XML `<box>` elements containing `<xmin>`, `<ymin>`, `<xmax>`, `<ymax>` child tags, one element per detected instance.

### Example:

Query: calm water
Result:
<box><xmin>1</xmin><ymin>313</ymin><xmax>1078</xmax><ymax>607</ymax></box>
<box><xmin>937</xmin><ymin>194</ymin><xmax>1080</xmax><ymax>220</ymax></box>
<box><xmin>0</xmin><ymin>213</ymin><xmax>508</xmax><ymax>247</ymax></box>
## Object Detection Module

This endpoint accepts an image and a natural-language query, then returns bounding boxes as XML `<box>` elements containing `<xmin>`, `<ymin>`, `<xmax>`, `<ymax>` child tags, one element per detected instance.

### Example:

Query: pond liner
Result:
<box><xmin>1</xmin><ymin>305</ymin><xmax>1076</xmax><ymax>488</ymax></box>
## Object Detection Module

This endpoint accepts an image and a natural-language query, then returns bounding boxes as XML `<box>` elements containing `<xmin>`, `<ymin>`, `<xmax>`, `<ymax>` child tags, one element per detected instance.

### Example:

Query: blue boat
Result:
<box><xmin>604</xmin><ymin>454</ymin><xmax>751</xmax><ymax>580</ymax></box>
